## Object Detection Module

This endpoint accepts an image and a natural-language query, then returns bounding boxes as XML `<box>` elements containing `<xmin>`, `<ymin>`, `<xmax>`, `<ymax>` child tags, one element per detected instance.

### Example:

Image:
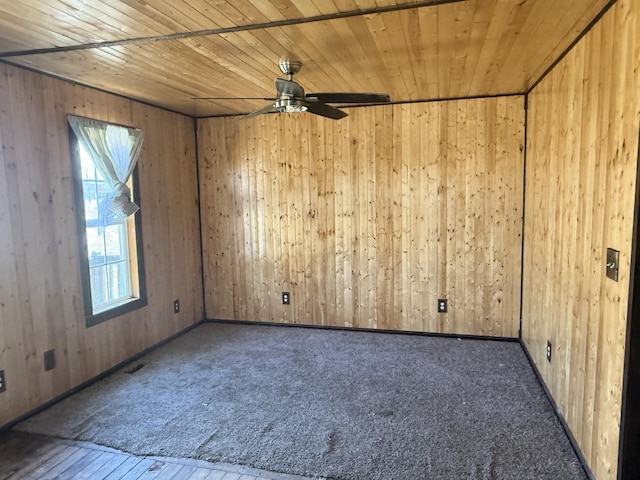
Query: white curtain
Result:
<box><xmin>68</xmin><ymin>115</ymin><xmax>144</xmax><ymax>226</ymax></box>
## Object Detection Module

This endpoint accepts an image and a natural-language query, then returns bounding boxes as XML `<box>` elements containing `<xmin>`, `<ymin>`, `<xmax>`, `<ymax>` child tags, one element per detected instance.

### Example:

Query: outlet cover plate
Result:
<box><xmin>438</xmin><ymin>299</ymin><xmax>447</xmax><ymax>313</ymax></box>
<box><xmin>44</xmin><ymin>349</ymin><xmax>56</xmax><ymax>371</ymax></box>
<box><xmin>0</xmin><ymin>370</ymin><xmax>5</xmax><ymax>392</ymax></box>
<box><xmin>547</xmin><ymin>340</ymin><xmax>552</xmax><ymax>363</ymax></box>
<box><xmin>173</xmin><ymin>299</ymin><xmax>180</xmax><ymax>314</ymax></box>
<box><xmin>282</xmin><ymin>292</ymin><xmax>290</xmax><ymax>305</ymax></box>
<box><xmin>606</xmin><ymin>248</ymin><xmax>619</xmax><ymax>282</ymax></box>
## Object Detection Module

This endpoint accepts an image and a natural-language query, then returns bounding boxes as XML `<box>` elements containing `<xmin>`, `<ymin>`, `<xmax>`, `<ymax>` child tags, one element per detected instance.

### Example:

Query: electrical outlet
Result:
<box><xmin>0</xmin><ymin>370</ymin><xmax>5</xmax><ymax>393</ymax></box>
<box><xmin>173</xmin><ymin>299</ymin><xmax>180</xmax><ymax>314</ymax></box>
<box><xmin>546</xmin><ymin>340</ymin><xmax>552</xmax><ymax>363</ymax></box>
<box><xmin>606</xmin><ymin>248</ymin><xmax>620</xmax><ymax>282</ymax></box>
<box><xmin>282</xmin><ymin>292</ymin><xmax>290</xmax><ymax>305</ymax></box>
<box><xmin>44</xmin><ymin>349</ymin><xmax>56</xmax><ymax>371</ymax></box>
<box><xmin>438</xmin><ymin>299</ymin><xmax>447</xmax><ymax>313</ymax></box>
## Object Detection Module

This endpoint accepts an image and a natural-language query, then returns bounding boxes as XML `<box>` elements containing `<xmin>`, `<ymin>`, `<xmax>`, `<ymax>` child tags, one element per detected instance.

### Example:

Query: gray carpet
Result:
<box><xmin>15</xmin><ymin>323</ymin><xmax>587</xmax><ymax>480</ymax></box>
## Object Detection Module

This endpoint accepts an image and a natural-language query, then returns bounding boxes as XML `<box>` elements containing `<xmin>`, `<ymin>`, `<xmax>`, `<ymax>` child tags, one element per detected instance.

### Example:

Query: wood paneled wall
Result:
<box><xmin>198</xmin><ymin>97</ymin><xmax>524</xmax><ymax>337</ymax></box>
<box><xmin>522</xmin><ymin>0</ymin><xmax>640</xmax><ymax>478</ymax></box>
<box><xmin>0</xmin><ymin>63</ymin><xmax>204</xmax><ymax>427</ymax></box>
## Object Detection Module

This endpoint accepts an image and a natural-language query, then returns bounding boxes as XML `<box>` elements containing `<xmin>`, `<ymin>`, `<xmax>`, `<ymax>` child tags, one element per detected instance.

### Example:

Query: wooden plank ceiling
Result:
<box><xmin>0</xmin><ymin>0</ymin><xmax>610</xmax><ymax>117</ymax></box>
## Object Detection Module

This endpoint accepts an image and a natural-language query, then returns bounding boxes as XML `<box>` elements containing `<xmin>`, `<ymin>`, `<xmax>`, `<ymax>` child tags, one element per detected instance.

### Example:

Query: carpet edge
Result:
<box><xmin>0</xmin><ymin>319</ymin><xmax>205</xmax><ymax>433</ymax></box>
<box><xmin>519</xmin><ymin>338</ymin><xmax>595</xmax><ymax>480</ymax></box>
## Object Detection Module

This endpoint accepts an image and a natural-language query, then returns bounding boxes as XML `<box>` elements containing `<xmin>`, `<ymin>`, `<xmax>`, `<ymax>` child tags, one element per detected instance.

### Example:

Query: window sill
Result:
<box><xmin>86</xmin><ymin>296</ymin><xmax>148</xmax><ymax>328</ymax></box>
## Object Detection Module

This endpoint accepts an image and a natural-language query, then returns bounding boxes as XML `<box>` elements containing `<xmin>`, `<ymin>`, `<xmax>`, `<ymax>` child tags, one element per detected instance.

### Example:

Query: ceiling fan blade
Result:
<box><xmin>306</xmin><ymin>93</ymin><xmax>390</xmax><ymax>104</ymax></box>
<box><xmin>191</xmin><ymin>96</ymin><xmax>276</xmax><ymax>101</ymax></box>
<box><xmin>306</xmin><ymin>101</ymin><xmax>348</xmax><ymax>120</ymax></box>
<box><xmin>244</xmin><ymin>103</ymin><xmax>276</xmax><ymax>119</ymax></box>
<box><xmin>275</xmin><ymin>78</ymin><xmax>305</xmax><ymax>98</ymax></box>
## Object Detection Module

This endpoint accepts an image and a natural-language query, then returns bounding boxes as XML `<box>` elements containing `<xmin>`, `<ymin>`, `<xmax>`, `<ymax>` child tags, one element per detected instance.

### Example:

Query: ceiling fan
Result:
<box><xmin>193</xmin><ymin>58</ymin><xmax>391</xmax><ymax>120</ymax></box>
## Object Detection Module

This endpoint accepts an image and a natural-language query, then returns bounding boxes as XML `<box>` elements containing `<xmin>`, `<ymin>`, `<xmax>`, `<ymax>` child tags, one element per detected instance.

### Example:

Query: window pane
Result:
<box><xmin>104</xmin><ymin>224</ymin><xmax>126</xmax><ymax>261</ymax></box>
<box><xmin>96</xmin><ymin>180</ymin><xmax>109</xmax><ymax>204</ymax></box>
<box><xmin>108</xmin><ymin>262</ymin><xmax>131</xmax><ymax>299</ymax></box>
<box><xmin>82</xmin><ymin>180</ymin><xmax>99</xmax><ymax>222</ymax></box>
<box><xmin>90</xmin><ymin>266</ymin><xmax>108</xmax><ymax>307</ymax></box>
<box><xmin>80</xmin><ymin>148</ymin><xmax>96</xmax><ymax>180</ymax></box>
<box><xmin>86</xmin><ymin>226</ymin><xmax>106</xmax><ymax>267</ymax></box>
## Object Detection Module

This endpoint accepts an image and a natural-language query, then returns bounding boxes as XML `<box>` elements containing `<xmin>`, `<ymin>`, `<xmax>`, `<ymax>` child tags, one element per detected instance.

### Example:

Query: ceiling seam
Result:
<box><xmin>0</xmin><ymin>0</ymin><xmax>466</xmax><ymax>58</ymax></box>
<box><xmin>1</xmin><ymin>55</ymin><xmax>524</xmax><ymax>120</ymax></box>
<box><xmin>0</xmin><ymin>58</ymin><xmax>188</xmax><ymax>118</ymax></box>
<box><xmin>193</xmin><ymin>93</ymin><xmax>526</xmax><ymax>119</ymax></box>
<box><xmin>525</xmin><ymin>0</ymin><xmax>618</xmax><ymax>95</ymax></box>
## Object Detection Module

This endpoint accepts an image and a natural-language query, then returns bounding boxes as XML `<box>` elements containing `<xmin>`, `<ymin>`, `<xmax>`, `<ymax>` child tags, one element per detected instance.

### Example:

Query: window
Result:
<box><xmin>69</xmin><ymin>118</ymin><xmax>146</xmax><ymax>326</ymax></box>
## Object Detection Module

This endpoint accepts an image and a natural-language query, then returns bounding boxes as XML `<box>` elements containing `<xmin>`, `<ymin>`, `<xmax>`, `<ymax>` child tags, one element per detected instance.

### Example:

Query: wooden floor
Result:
<box><xmin>0</xmin><ymin>431</ymin><xmax>318</xmax><ymax>480</ymax></box>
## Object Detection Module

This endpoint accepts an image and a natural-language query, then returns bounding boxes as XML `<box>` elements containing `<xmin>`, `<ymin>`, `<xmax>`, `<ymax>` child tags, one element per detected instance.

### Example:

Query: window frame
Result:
<box><xmin>69</xmin><ymin>121</ymin><xmax>147</xmax><ymax>328</ymax></box>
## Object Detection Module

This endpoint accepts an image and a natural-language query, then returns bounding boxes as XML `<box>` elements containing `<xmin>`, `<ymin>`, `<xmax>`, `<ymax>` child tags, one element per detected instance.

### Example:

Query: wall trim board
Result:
<box><xmin>0</xmin><ymin>320</ymin><xmax>205</xmax><ymax>434</ymax></box>
<box><xmin>518</xmin><ymin>95</ymin><xmax>529</xmax><ymax>340</ymax></box>
<box><xmin>526</xmin><ymin>0</ymin><xmax>618</xmax><ymax>95</ymax></box>
<box><xmin>204</xmin><ymin>318</ymin><xmax>520</xmax><ymax>343</ymax></box>
<box><xmin>193</xmin><ymin>116</ymin><xmax>208</xmax><ymax>321</ymax></box>
<box><xmin>617</xmin><ymin>121</ymin><xmax>640</xmax><ymax>479</ymax></box>
<box><xmin>519</xmin><ymin>339</ymin><xmax>595</xmax><ymax>480</ymax></box>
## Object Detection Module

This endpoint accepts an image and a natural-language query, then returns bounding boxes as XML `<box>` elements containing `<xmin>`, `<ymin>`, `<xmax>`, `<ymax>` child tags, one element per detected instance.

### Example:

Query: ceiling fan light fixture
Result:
<box><xmin>275</xmin><ymin>97</ymin><xmax>308</xmax><ymax>113</ymax></box>
<box><xmin>281</xmin><ymin>104</ymin><xmax>308</xmax><ymax>113</ymax></box>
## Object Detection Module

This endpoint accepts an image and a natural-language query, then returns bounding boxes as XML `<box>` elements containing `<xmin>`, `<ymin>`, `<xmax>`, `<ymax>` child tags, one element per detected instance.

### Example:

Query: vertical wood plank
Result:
<box><xmin>199</xmin><ymin>96</ymin><xmax>525</xmax><ymax>338</ymax></box>
<box><xmin>0</xmin><ymin>63</ymin><xmax>203</xmax><ymax>427</ymax></box>
<box><xmin>522</xmin><ymin>1</ymin><xmax>640</xmax><ymax>478</ymax></box>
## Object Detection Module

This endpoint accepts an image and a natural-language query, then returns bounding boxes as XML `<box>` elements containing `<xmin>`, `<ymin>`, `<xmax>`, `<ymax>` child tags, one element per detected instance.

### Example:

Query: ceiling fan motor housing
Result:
<box><xmin>278</xmin><ymin>58</ymin><xmax>302</xmax><ymax>77</ymax></box>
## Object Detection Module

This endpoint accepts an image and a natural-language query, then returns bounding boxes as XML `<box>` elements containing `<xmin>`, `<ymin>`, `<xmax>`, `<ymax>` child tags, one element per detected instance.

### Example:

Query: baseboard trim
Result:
<box><xmin>519</xmin><ymin>339</ymin><xmax>595</xmax><ymax>480</ymax></box>
<box><xmin>0</xmin><ymin>320</ymin><xmax>204</xmax><ymax>433</ymax></box>
<box><xmin>204</xmin><ymin>318</ymin><xmax>520</xmax><ymax>343</ymax></box>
